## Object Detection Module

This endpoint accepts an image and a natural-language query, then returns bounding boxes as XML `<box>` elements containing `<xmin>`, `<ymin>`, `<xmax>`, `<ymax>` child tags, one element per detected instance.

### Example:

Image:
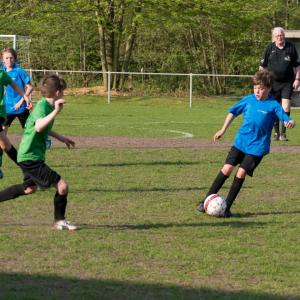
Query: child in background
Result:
<box><xmin>197</xmin><ymin>69</ymin><xmax>295</xmax><ymax>217</ymax></box>
<box><xmin>0</xmin><ymin>68</ymin><xmax>31</xmax><ymax>178</ymax></box>
<box><xmin>0</xmin><ymin>47</ymin><xmax>33</xmax><ymax>178</ymax></box>
<box><xmin>0</xmin><ymin>74</ymin><xmax>77</xmax><ymax>231</ymax></box>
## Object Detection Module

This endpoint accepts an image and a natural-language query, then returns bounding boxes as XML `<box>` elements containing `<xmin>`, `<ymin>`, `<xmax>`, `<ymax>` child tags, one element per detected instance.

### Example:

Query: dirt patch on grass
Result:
<box><xmin>8</xmin><ymin>134</ymin><xmax>300</xmax><ymax>153</ymax></box>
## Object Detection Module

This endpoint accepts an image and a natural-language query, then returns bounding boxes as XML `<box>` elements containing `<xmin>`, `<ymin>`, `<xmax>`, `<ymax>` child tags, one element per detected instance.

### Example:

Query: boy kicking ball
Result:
<box><xmin>197</xmin><ymin>69</ymin><xmax>295</xmax><ymax>217</ymax></box>
<box><xmin>0</xmin><ymin>74</ymin><xmax>77</xmax><ymax>231</ymax></box>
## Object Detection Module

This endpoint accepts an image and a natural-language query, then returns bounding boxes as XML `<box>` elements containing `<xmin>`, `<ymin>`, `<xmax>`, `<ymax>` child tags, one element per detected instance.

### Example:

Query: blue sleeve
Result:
<box><xmin>275</xmin><ymin>102</ymin><xmax>291</xmax><ymax>122</ymax></box>
<box><xmin>228</xmin><ymin>98</ymin><xmax>247</xmax><ymax>117</ymax></box>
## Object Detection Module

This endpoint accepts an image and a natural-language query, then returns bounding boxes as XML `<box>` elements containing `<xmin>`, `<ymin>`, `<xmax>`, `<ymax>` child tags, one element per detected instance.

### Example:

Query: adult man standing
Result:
<box><xmin>260</xmin><ymin>27</ymin><xmax>300</xmax><ymax>141</ymax></box>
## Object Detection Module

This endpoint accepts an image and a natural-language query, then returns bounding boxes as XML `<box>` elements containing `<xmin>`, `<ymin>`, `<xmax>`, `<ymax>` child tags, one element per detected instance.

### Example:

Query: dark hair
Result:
<box><xmin>40</xmin><ymin>74</ymin><xmax>67</xmax><ymax>97</ymax></box>
<box><xmin>1</xmin><ymin>47</ymin><xmax>18</xmax><ymax>60</ymax></box>
<box><xmin>252</xmin><ymin>69</ymin><xmax>274</xmax><ymax>88</ymax></box>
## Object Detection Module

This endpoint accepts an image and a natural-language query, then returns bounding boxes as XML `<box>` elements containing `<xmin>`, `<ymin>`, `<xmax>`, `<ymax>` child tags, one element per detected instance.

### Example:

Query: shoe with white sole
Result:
<box><xmin>54</xmin><ymin>219</ymin><xmax>77</xmax><ymax>231</ymax></box>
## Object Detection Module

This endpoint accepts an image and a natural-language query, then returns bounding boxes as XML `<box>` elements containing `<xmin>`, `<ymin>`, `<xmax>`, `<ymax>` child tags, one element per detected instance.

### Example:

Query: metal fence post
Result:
<box><xmin>189</xmin><ymin>73</ymin><xmax>193</xmax><ymax>108</ymax></box>
<box><xmin>107</xmin><ymin>71</ymin><xmax>111</xmax><ymax>104</ymax></box>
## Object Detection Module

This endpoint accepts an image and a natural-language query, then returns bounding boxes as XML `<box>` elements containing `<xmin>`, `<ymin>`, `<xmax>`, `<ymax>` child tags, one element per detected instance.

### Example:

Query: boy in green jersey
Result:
<box><xmin>0</xmin><ymin>74</ymin><xmax>77</xmax><ymax>231</ymax></box>
<box><xmin>0</xmin><ymin>69</ymin><xmax>31</xmax><ymax>178</ymax></box>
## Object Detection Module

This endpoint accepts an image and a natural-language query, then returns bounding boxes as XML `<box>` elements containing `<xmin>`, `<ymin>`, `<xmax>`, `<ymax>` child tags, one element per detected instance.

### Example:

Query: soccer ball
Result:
<box><xmin>204</xmin><ymin>194</ymin><xmax>227</xmax><ymax>216</ymax></box>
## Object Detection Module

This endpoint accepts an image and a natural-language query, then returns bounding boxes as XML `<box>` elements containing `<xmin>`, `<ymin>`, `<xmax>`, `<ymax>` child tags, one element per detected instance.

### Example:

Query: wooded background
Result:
<box><xmin>0</xmin><ymin>0</ymin><xmax>300</xmax><ymax>94</ymax></box>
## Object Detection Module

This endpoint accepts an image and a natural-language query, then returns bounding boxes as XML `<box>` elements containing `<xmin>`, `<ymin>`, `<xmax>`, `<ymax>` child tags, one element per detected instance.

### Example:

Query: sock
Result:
<box><xmin>274</xmin><ymin>120</ymin><xmax>280</xmax><ymax>135</ymax></box>
<box><xmin>0</xmin><ymin>184</ymin><xmax>26</xmax><ymax>202</ymax></box>
<box><xmin>5</xmin><ymin>145</ymin><xmax>18</xmax><ymax>165</ymax></box>
<box><xmin>201</xmin><ymin>171</ymin><xmax>229</xmax><ymax>204</ymax></box>
<box><xmin>281</xmin><ymin>112</ymin><xmax>290</xmax><ymax>134</ymax></box>
<box><xmin>225</xmin><ymin>177</ymin><xmax>245</xmax><ymax>211</ymax></box>
<box><xmin>54</xmin><ymin>192</ymin><xmax>67</xmax><ymax>221</ymax></box>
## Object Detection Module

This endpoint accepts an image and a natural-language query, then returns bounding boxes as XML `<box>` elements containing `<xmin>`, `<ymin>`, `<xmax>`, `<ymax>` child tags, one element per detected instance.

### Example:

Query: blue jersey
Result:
<box><xmin>2</xmin><ymin>64</ymin><xmax>31</xmax><ymax>115</ymax></box>
<box><xmin>228</xmin><ymin>94</ymin><xmax>291</xmax><ymax>156</ymax></box>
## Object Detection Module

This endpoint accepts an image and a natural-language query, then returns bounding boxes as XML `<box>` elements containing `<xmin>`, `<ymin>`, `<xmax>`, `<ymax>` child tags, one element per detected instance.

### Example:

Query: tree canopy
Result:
<box><xmin>0</xmin><ymin>0</ymin><xmax>300</xmax><ymax>92</ymax></box>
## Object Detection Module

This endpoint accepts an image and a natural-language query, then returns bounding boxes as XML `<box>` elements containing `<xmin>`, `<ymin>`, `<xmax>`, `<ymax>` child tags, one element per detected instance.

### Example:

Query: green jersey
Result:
<box><xmin>0</xmin><ymin>70</ymin><xmax>13</xmax><ymax>118</ymax></box>
<box><xmin>17</xmin><ymin>98</ymin><xmax>54</xmax><ymax>163</ymax></box>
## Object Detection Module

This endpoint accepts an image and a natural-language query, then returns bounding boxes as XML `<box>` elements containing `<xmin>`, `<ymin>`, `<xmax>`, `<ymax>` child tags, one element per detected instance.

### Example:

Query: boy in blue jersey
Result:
<box><xmin>1</xmin><ymin>48</ymin><xmax>33</xmax><ymax>129</ymax></box>
<box><xmin>0</xmin><ymin>47</ymin><xmax>33</xmax><ymax>178</ymax></box>
<box><xmin>197</xmin><ymin>69</ymin><xmax>295</xmax><ymax>217</ymax></box>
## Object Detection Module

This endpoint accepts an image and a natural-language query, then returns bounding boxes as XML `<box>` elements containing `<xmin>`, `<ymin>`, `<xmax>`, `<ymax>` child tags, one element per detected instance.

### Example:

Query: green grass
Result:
<box><xmin>1</xmin><ymin>96</ymin><xmax>300</xmax><ymax>299</ymax></box>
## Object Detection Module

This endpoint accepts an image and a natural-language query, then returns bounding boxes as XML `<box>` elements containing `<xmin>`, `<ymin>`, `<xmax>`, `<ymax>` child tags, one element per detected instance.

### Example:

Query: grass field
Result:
<box><xmin>1</xmin><ymin>96</ymin><xmax>300</xmax><ymax>300</ymax></box>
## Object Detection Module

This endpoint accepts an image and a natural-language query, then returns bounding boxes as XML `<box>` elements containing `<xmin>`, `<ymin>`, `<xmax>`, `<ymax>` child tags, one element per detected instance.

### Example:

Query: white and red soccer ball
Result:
<box><xmin>204</xmin><ymin>194</ymin><xmax>227</xmax><ymax>216</ymax></box>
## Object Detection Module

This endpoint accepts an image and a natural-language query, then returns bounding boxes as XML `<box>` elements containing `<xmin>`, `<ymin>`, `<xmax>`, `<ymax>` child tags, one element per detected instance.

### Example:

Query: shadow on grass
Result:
<box><xmin>0</xmin><ymin>220</ymin><xmax>268</xmax><ymax>230</ymax></box>
<box><xmin>0</xmin><ymin>272</ymin><xmax>297</xmax><ymax>300</ymax></box>
<box><xmin>73</xmin><ymin>186</ymin><xmax>255</xmax><ymax>193</ymax></box>
<box><xmin>76</xmin><ymin>186</ymin><xmax>208</xmax><ymax>193</ymax></box>
<box><xmin>78</xmin><ymin>220</ymin><xmax>268</xmax><ymax>230</ymax></box>
<box><xmin>234</xmin><ymin>210</ymin><xmax>300</xmax><ymax>218</ymax></box>
<box><xmin>52</xmin><ymin>160</ymin><xmax>214</xmax><ymax>168</ymax></box>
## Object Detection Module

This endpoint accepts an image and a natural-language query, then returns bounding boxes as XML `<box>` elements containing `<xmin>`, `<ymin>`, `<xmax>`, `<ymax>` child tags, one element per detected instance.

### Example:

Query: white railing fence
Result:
<box><xmin>26</xmin><ymin>69</ymin><xmax>253</xmax><ymax>108</ymax></box>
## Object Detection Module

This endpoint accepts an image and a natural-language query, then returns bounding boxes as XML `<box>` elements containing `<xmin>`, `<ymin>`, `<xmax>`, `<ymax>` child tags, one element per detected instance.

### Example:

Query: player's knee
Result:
<box><xmin>24</xmin><ymin>185</ymin><xmax>37</xmax><ymax>195</ymax></box>
<box><xmin>236</xmin><ymin>168</ymin><xmax>247</xmax><ymax>178</ymax></box>
<box><xmin>57</xmin><ymin>179</ymin><xmax>68</xmax><ymax>195</ymax></box>
<box><xmin>221</xmin><ymin>164</ymin><xmax>234</xmax><ymax>176</ymax></box>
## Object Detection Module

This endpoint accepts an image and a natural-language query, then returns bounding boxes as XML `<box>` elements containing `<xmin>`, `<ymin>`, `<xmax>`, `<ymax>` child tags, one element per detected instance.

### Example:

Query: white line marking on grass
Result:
<box><xmin>131</xmin><ymin>127</ymin><xmax>194</xmax><ymax>138</ymax></box>
<box><xmin>166</xmin><ymin>130</ymin><xmax>194</xmax><ymax>138</ymax></box>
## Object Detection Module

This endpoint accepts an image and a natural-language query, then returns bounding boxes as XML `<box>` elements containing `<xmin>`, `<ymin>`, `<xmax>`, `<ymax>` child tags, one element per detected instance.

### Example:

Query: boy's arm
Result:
<box><xmin>214</xmin><ymin>113</ymin><xmax>235</xmax><ymax>142</ymax></box>
<box><xmin>50</xmin><ymin>130</ymin><xmax>75</xmax><ymax>148</ymax></box>
<box><xmin>35</xmin><ymin>99</ymin><xmax>64</xmax><ymax>133</ymax></box>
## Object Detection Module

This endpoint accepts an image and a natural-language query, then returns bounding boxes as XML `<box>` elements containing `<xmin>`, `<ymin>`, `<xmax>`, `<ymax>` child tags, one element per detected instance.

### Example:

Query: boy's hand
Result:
<box><xmin>214</xmin><ymin>129</ymin><xmax>225</xmax><ymax>141</ymax></box>
<box><xmin>63</xmin><ymin>137</ymin><xmax>75</xmax><ymax>149</ymax></box>
<box><xmin>284</xmin><ymin>120</ymin><xmax>296</xmax><ymax>128</ymax></box>
<box><xmin>14</xmin><ymin>98</ymin><xmax>24</xmax><ymax>110</ymax></box>
<box><xmin>54</xmin><ymin>99</ymin><xmax>65</xmax><ymax>112</ymax></box>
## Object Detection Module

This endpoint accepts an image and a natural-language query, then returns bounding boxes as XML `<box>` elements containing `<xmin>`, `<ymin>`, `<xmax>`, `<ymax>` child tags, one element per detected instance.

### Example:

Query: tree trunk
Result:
<box><xmin>95</xmin><ymin>0</ymin><xmax>108</xmax><ymax>90</ymax></box>
<box><xmin>119</xmin><ymin>1</ymin><xmax>142</xmax><ymax>89</ymax></box>
<box><xmin>112</xmin><ymin>1</ymin><xmax>125</xmax><ymax>90</ymax></box>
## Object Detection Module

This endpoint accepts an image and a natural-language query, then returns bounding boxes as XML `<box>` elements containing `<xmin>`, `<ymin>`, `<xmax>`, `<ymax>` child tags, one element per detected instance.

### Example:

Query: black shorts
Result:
<box><xmin>271</xmin><ymin>81</ymin><xmax>293</xmax><ymax>102</ymax></box>
<box><xmin>19</xmin><ymin>160</ymin><xmax>61</xmax><ymax>189</ymax></box>
<box><xmin>3</xmin><ymin>110</ymin><xmax>29</xmax><ymax>128</ymax></box>
<box><xmin>225</xmin><ymin>146</ymin><xmax>263</xmax><ymax>177</ymax></box>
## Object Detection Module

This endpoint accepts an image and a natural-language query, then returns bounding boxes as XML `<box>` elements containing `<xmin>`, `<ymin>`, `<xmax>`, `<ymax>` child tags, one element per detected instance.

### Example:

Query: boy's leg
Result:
<box><xmin>0</xmin><ymin>184</ymin><xmax>26</xmax><ymax>202</ymax></box>
<box><xmin>0</xmin><ymin>131</ymin><xmax>18</xmax><ymax>165</ymax></box>
<box><xmin>54</xmin><ymin>191</ymin><xmax>67</xmax><ymax>221</ymax></box>
<box><xmin>197</xmin><ymin>170</ymin><xmax>230</xmax><ymax>212</ymax></box>
<box><xmin>198</xmin><ymin>146</ymin><xmax>241</xmax><ymax>213</ymax></box>
<box><xmin>224</xmin><ymin>176</ymin><xmax>245</xmax><ymax>217</ymax></box>
<box><xmin>223</xmin><ymin>154</ymin><xmax>263</xmax><ymax>217</ymax></box>
<box><xmin>0</xmin><ymin>178</ymin><xmax>37</xmax><ymax>202</ymax></box>
<box><xmin>5</xmin><ymin>144</ymin><xmax>18</xmax><ymax>165</ymax></box>
<box><xmin>20</xmin><ymin>161</ymin><xmax>77</xmax><ymax>230</ymax></box>
<box><xmin>53</xmin><ymin>178</ymin><xmax>77</xmax><ymax>231</ymax></box>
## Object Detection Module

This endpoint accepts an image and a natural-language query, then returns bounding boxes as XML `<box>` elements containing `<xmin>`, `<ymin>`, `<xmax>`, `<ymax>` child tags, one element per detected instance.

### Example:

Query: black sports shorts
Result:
<box><xmin>225</xmin><ymin>146</ymin><xmax>263</xmax><ymax>177</ymax></box>
<box><xmin>4</xmin><ymin>110</ymin><xmax>29</xmax><ymax>128</ymax></box>
<box><xmin>19</xmin><ymin>160</ymin><xmax>61</xmax><ymax>189</ymax></box>
<box><xmin>271</xmin><ymin>81</ymin><xmax>293</xmax><ymax>102</ymax></box>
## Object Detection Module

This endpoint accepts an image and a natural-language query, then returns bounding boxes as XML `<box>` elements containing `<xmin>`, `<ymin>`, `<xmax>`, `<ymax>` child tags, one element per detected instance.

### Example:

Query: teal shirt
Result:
<box><xmin>17</xmin><ymin>98</ymin><xmax>54</xmax><ymax>163</ymax></box>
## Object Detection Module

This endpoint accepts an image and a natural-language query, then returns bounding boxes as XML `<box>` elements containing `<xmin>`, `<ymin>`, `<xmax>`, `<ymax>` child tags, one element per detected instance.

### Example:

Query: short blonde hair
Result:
<box><xmin>252</xmin><ymin>69</ymin><xmax>274</xmax><ymax>89</ymax></box>
<box><xmin>40</xmin><ymin>74</ymin><xmax>67</xmax><ymax>97</ymax></box>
